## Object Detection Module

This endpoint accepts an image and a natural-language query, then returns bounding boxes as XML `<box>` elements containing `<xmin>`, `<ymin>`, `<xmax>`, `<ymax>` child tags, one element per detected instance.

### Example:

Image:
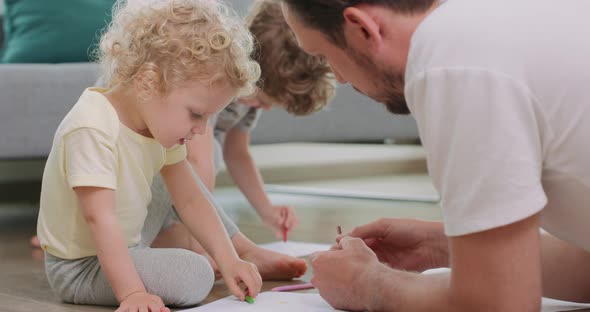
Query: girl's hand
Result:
<box><xmin>219</xmin><ymin>259</ymin><xmax>262</xmax><ymax>301</ymax></box>
<box><xmin>261</xmin><ymin>205</ymin><xmax>299</xmax><ymax>239</ymax></box>
<box><xmin>115</xmin><ymin>291</ymin><xmax>170</xmax><ymax>312</ymax></box>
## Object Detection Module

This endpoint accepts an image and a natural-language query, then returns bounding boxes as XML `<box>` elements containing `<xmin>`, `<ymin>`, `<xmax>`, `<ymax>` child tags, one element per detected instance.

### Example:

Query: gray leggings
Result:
<box><xmin>45</xmin><ymin>167</ymin><xmax>239</xmax><ymax>307</ymax></box>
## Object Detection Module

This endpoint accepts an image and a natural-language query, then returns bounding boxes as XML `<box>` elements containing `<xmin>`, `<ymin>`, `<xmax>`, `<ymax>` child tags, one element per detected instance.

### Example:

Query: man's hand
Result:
<box><xmin>346</xmin><ymin>218</ymin><xmax>449</xmax><ymax>272</ymax></box>
<box><xmin>310</xmin><ymin>236</ymin><xmax>386</xmax><ymax>311</ymax></box>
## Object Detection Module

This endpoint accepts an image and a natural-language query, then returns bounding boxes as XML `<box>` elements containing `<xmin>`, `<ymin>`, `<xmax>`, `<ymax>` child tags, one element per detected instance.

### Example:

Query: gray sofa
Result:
<box><xmin>0</xmin><ymin>2</ymin><xmax>419</xmax><ymax>160</ymax></box>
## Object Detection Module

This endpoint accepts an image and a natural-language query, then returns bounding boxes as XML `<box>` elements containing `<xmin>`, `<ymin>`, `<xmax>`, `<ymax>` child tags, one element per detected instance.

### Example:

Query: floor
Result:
<box><xmin>2</xmin><ymin>179</ymin><xmax>589</xmax><ymax>312</ymax></box>
<box><xmin>0</xmin><ymin>179</ymin><xmax>442</xmax><ymax>311</ymax></box>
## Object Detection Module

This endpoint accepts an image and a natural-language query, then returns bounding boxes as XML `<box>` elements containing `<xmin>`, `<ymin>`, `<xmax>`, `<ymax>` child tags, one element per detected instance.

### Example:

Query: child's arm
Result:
<box><xmin>160</xmin><ymin>160</ymin><xmax>262</xmax><ymax>300</ymax></box>
<box><xmin>74</xmin><ymin>186</ymin><xmax>168</xmax><ymax>311</ymax></box>
<box><xmin>222</xmin><ymin>127</ymin><xmax>298</xmax><ymax>237</ymax></box>
<box><xmin>186</xmin><ymin>125</ymin><xmax>216</xmax><ymax>192</ymax></box>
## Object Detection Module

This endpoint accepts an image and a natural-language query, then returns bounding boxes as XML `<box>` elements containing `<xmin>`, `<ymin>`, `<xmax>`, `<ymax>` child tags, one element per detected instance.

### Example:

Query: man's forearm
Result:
<box><xmin>540</xmin><ymin>232</ymin><xmax>590</xmax><ymax>302</ymax></box>
<box><xmin>367</xmin><ymin>265</ymin><xmax>544</xmax><ymax>311</ymax></box>
<box><xmin>364</xmin><ymin>266</ymin><xmax>453</xmax><ymax>312</ymax></box>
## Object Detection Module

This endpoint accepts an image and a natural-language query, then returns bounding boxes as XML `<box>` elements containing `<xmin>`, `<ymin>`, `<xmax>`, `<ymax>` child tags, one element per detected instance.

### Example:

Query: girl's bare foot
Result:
<box><xmin>183</xmin><ymin>232</ymin><xmax>308</xmax><ymax>280</ymax></box>
<box><xmin>238</xmin><ymin>245</ymin><xmax>307</xmax><ymax>281</ymax></box>
<box><xmin>152</xmin><ymin>223</ymin><xmax>307</xmax><ymax>281</ymax></box>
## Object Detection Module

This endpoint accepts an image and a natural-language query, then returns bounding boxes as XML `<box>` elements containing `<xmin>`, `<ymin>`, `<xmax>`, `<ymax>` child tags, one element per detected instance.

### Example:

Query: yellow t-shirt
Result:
<box><xmin>37</xmin><ymin>88</ymin><xmax>187</xmax><ymax>259</ymax></box>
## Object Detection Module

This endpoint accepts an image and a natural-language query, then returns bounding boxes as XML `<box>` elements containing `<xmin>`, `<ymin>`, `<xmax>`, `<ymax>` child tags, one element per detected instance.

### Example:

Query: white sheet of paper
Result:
<box><xmin>541</xmin><ymin>298</ymin><xmax>590</xmax><ymax>312</ymax></box>
<box><xmin>180</xmin><ymin>292</ymin><xmax>344</xmax><ymax>312</ymax></box>
<box><xmin>258</xmin><ymin>241</ymin><xmax>331</xmax><ymax>258</ymax></box>
<box><xmin>182</xmin><ymin>291</ymin><xmax>590</xmax><ymax>312</ymax></box>
<box><xmin>181</xmin><ymin>291</ymin><xmax>590</xmax><ymax>312</ymax></box>
<box><xmin>424</xmin><ymin>268</ymin><xmax>590</xmax><ymax>311</ymax></box>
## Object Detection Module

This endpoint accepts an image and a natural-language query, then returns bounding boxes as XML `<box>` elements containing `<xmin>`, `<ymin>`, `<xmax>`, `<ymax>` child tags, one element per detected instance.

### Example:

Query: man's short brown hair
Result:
<box><xmin>281</xmin><ymin>0</ymin><xmax>437</xmax><ymax>48</ymax></box>
<box><xmin>247</xmin><ymin>0</ymin><xmax>336</xmax><ymax>116</ymax></box>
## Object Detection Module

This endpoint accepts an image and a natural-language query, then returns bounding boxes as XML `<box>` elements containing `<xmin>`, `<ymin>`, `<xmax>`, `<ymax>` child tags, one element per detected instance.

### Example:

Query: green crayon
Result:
<box><xmin>244</xmin><ymin>295</ymin><xmax>255</xmax><ymax>304</ymax></box>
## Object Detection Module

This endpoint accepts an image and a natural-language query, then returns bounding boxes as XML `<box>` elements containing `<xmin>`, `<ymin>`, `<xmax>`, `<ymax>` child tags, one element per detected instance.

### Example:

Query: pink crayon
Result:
<box><xmin>271</xmin><ymin>283</ymin><xmax>315</xmax><ymax>292</ymax></box>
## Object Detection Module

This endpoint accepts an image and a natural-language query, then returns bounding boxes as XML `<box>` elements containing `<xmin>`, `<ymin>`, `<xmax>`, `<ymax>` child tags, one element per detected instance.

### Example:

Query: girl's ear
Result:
<box><xmin>134</xmin><ymin>65</ymin><xmax>161</xmax><ymax>102</ymax></box>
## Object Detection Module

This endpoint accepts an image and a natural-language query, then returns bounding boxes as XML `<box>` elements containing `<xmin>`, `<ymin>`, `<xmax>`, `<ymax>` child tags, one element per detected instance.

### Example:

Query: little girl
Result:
<box><xmin>36</xmin><ymin>0</ymin><xmax>262</xmax><ymax>310</ymax></box>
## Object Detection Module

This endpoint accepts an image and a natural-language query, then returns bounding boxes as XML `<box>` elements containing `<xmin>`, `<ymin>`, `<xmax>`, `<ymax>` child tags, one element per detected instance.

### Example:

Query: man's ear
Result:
<box><xmin>342</xmin><ymin>6</ymin><xmax>383</xmax><ymax>50</ymax></box>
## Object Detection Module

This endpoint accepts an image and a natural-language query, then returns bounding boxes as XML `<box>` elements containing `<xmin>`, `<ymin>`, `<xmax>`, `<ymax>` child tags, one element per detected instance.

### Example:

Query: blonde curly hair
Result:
<box><xmin>97</xmin><ymin>0</ymin><xmax>260</xmax><ymax>98</ymax></box>
<box><xmin>246</xmin><ymin>0</ymin><xmax>336</xmax><ymax>116</ymax></box>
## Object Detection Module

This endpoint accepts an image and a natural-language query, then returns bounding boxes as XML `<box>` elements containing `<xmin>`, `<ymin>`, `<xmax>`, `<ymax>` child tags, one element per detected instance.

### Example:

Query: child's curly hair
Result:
<box><xmin>247</xmin><ymin>0</ymin><xmax>336</xmax><ymax>116</ymax></box>
<box><xmin>97</xmin><ymin>0</ymin><xmax>260</xmax><ymax>98</ymax></box>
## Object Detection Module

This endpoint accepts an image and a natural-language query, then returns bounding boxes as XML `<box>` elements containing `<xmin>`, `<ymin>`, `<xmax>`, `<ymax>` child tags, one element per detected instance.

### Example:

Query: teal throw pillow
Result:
<box><xmin>1</xmin><ymin>0</ymin><xmax>114</xmax><ymax>63</ymax></box>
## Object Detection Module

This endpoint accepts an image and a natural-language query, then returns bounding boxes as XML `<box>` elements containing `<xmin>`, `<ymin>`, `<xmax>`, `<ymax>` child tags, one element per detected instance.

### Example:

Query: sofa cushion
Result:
<box><xmin>249</xmin><ymin>85</ymin><xmax>419</xmax><ymax>145</ymax></box>
<box><xmin>0</xmin><ymin>63</ymin><xmax>101</xmax><ymax>159</ymax></box>
<box><xmin>0</xmin><ymin>14</ymin><xmax>4</xmax><ymax>51</ymax></box>
<box><xmin>1</xmin><ymin>0</ymin><xmax>114</xmax><ymax>63</ymax></box>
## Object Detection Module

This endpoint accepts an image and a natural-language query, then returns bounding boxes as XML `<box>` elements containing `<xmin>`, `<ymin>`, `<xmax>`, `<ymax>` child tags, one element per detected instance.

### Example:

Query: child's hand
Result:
<box><xmin>261</xmin><ymin>205</ymin><xmax>299</xmax><ymax>239</ymax></box>
<box><xmin>115</xmin><ymin>291</ymin><xmax>170</xmax><ymax>312</ymax></box>
<box><xmin>219</xmin><ymin>259</ymin><xmax>262</xmax><ymax>301</ymax></box>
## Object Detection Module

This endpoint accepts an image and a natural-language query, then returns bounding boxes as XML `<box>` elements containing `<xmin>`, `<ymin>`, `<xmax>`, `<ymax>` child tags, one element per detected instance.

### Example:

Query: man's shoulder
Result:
<box><xmin>411</xmin><ymin>3</ymin><xmax>501</xmax><ymax>67</ymax></box>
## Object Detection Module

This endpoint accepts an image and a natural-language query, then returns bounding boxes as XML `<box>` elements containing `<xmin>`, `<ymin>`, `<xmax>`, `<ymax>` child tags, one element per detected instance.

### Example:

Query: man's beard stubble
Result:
<box><xmin>379</xmin><ymin>71</ymin><xmax>410</xmax><ymax>115</ymax></box>
<box><xmin>348</xmin><ymin>47</ymin><xmax>410</xmax><ymax>115</ymax></box>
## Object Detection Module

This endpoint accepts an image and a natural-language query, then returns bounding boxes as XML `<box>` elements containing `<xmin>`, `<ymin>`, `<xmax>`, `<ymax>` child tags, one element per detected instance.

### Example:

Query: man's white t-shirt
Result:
<box><xmin>405</xmin><ymin>0</ymin><xmax>590</xmax><ymax>250</ymax></box>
